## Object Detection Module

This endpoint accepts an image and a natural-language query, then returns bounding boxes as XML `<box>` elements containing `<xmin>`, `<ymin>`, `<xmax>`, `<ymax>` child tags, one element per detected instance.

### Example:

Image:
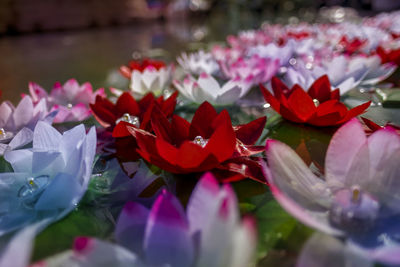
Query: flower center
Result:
<box><xmin>17</xmin><ymin>175</ymin><xmax>50</xmax><ymax>209</ymax></box>
<box><xmin>313</xmin><ymin>99</ymin><xmax>320</xmax><ymax>107</ymax></box>
<box><xmin>193</xmin><ymin>136</ymin><xmax>208</xmax><ymax>148</ymax></box>
<box><xmin>0</xmin><ymin>128</ymin><xmax>14</xmax><ymax>143</ymax></box>
<box><xmin>329</xmin><ymin>185</ymin><xmax>380</xmax><ymax>232</ymax></box>
<box><xmin>116</xmin><ymin>113</ymin><xmax>140</xmax><ymax>127</ymax></box>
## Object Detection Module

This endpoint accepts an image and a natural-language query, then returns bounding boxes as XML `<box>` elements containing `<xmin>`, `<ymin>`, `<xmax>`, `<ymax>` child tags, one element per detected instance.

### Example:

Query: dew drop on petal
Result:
<box><xmin>0</xmin><ymin>128</ymin><xmax>14</xmax><ymax>143</ymax></box>
<box><xmin>18</xmin><ymin>175</ymin><xmax>50</xmax><ymax>209</ymax></box>
<box><xmin>193</xmin><ymin>136</ymin><xmax>208</xmax><ymax>148</ymax></box>
<box><xmin>116</xmin><ymin>113</ymin><xmax>140</xmax><ymax>127</ymax></box>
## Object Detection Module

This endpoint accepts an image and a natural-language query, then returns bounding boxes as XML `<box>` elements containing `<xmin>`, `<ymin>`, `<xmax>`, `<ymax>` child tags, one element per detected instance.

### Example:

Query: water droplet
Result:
<box><xmin>263</xmin><ymin>103</ymin><xmax>271</xmax><ymax>109</ymax></box>
<box><xmin>279</xmin><ymin>66</ymin><xmax>288</xmax><ymax>74</ymax></box>
<box><xmin>116</xmin><ymin>113</ymin><xmax>140</xmax><ymax>127</ymax></box>
<box><xmin>132</xmin><ymin>51</ymin><xmax>142</xmax><ymax>60</ymax></box>
<box><xmin>193</xmin><ymin>136</ymin><xmax>208</xmax><ymax>148</ymax></box>
<box><xmin>305</xmin><ymin>62</ymin><xmax>313</xmax><ymax>69</ymax></box>
<box><xmin>289</xmin><ymin>58</ymin><xmax>297</xmax><ymax>66</ymax></box>
<box><xmin>0</xmin><ymin>128</ymin><xmax>14</xmax><ymax>143</ymax></box>
<box><xmin>18</xmin><ymin>175</ymin><xmax>50</xmax><ymax>209</ymax></box>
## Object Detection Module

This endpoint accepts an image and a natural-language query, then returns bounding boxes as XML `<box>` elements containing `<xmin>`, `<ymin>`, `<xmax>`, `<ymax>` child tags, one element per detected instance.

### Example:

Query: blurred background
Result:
<box><xmin>1</xmin><ymin>0</ymin><xmax>400</xmax><ymax>102</ymax></box>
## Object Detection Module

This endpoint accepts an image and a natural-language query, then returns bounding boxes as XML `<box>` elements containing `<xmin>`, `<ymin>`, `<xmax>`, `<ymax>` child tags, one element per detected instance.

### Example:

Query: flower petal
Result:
<box><xmin>115</xmin><ymin>201</ymin><xmax>149</xmax><ymax>256</ymax></box>
<box><xmin>325</xmin><ymin>119</ymin><xmax>367</xmax><ymax>187</ymax></box>
<box><xmin>144</xmin><ymin>190</ymin><xmax>194</xmax><ymax>267</ymax></box>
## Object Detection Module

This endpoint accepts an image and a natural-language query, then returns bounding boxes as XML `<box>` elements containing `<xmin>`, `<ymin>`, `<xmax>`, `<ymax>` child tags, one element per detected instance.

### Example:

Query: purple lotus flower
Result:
<box><xmin>30</xmin><ymin>173</ymin><xmax>256</xmax><ymax>267</ymax></box>
<box><xmin>29</xmin><ymin>79</ymin><xmax>105</xmax><ymax>123</ymax></box>
<box><xmin>263</xmin><ymin>118</ymin><xmax>400</xmax><ymax>265</ymax></box>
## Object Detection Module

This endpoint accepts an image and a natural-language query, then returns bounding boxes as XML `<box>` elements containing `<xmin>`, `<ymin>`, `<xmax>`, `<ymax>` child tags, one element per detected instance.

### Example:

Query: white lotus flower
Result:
<box><xmin>177</xmin><ymin>50</ymin><xmax>220</xmax><ymax>75</ymax></box>
<box><xmin>284</xmin><ymin>55</ymin><xmax>396</xmax><ymax>94</ymax></box>
<box><xmin>173</xmin><ymin>73</ymin><xmax>251</xmax><ymax>105</ymax></box>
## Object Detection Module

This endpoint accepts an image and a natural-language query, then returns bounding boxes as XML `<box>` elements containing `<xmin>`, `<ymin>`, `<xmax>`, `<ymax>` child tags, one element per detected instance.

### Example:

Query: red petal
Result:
<box><xmin>112</xmin><ymin>121</ymin><xmax>134</xmax><ymax>137</ymax></box>
<box><xmin>189</xmin><ymin>101</ymin><xmax>218</xmax><ymax>138</ymax></box>
<box><xmin>271</xmin><ymin>76</ymin><xmax>290</xmax><ymax>98</ymax></box>
<box><xmin>330</xmin><ymin>89</ymin><xmax>340</xmax><ymax>101</ymax></box>
<box><xmin>260</xmin><ymin>84</ymin><xmax>281</xmax><ymax>112</ymax></box>
<box><xmin>140</xmin><ymin>101</ymin><xmax>155</xmax><ymax>131</ymax></box>
<box><xmin>307</xmin><ymin>111</ymin><xmax>344</xmax><ymax>126</ymax></box>
<box><xmin>151</xmin><ymin>105</ymin><xmax>174</xmax><ymax>143</ymax></box>
<box><xmin>155</xmin><ymin>138</ymin><xmax>179</xmax><ymax>166</ymax></box>
<box><xmin>205</xmin><ymin>118</ymin><xmax>236</xmax><ymax>163</ymax></box>
<box><xmin>233</xmin><ymin>143</ymin><xmax>265</xmax><ymax>157</ymax></box>
<box><xmin>176</xmin><ymin>141</ymin><xmax>209</xmax><ymax>169</ymax></box>
<box><xmin>217</xmin><ymin>157</ymin><xmax>267</xmax><ymax>184</ymax></box>
<box><xmin>337</xmin><ymin>101</ymin><xmax>371</xmax><ymax>124</ymax></box>
<box><xmin>234</xmin><ymin>116</ymin><xmax>266</xmax><ymax>145</ymax></box>
<box><xmin>116</xmin><ymin>92</ymin><xmax>140</xmax><ymax>116</ymax></box>
<box><xmin>361</xmin><ymin>117</ymin><xmax>382</xmax><ymax>132</ymax></box>
<box><xmin>139</xmin><ymin>93</ymin><xmax>156</xmax><ymax>111</ymax></box>
<box><xmin>307</xmin><ymin>75</ymin><xmax>332</xmax><ymax>103</ymax></box>
<box><xmin>90</xmin><ymin>102</ymin><xmax>117</xmax><ymax>128</ymax></box>
<box><xmin>287</xmin><ymin>87</ymin><xmax>316</xmax><ymax>121</ymax></box>
<box><xmin>171</xmin><ymin>115</ymin><xmax>190</xmax><ymax>146</ymax></box>
<box><xmin>279</xmin><ymin>104</ymin><xmax>304</xmax><ymax>123</ymax></box>
<box><xmin>158</xmin><ymin>91</ymin><xmax>178</xmax><ymax>118</ymax></box>
<box><xmin>314</xmin><ymin>100</ymin><xmax>346</xmax><ymax>117</ymax></box>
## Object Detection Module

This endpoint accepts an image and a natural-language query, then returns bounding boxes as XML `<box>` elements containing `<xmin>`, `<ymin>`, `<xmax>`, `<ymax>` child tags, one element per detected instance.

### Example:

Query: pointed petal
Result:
<box><xmin>287</xmin><ymin>87</ymin><xmax>316</xmax><ymax>121</ymax></box>
<box><xmin>325</xmin><ymin>119</ymin><xmax>367</xmax><ymax>187</ymax></box>
<box><xmin>365</xmin><ymin>127</ymin><xmax>400</xmax><ymax>212</ymax></box>
<box><xmin>307</xmin><ymin>75</ymin><xmax>332</xmax><ymax>103</ymax></box>
<box><xmin>144</xmin><ymin>191</ymin><xmax>194</xmax><ymax>267</ymax></box>
<box><xmin>265</xmin><ymin>139</ymin><xmax>331</xmax><ymax>207</ymax></box>
<box><xmin>234</xmin><ymin>116</ymin><xmax>266</xmax><ymax>145</ymax></box>
<box><xmin>33</xmin><ymin>122</ymin><xmax>62</xmax><ymax>151</ymax></box>
<box><xmin>187</xmin><ymin>172</ymin><xmax>221</xmax><ymax>235</ymax></box>
<box><xmin>8</xmin><ymin>128</ymin><xmax>33</xmax><ymax>150</ymax></box>
<box><xmin>115</xmin><ymin>201</ymin><xmax>149</xmax><ymax>255</ymax></box>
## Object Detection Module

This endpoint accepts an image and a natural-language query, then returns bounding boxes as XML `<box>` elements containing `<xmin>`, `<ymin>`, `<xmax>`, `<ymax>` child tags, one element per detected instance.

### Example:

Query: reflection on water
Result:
<box><xmin>0</xmin><ymin>18</ymin><xmax>219</xmax><ymax>103</ymax></box>
<box><xmin>0</xmin><ymin>6</ymin><xmax>321</xmax><ymax>104</ymax></box>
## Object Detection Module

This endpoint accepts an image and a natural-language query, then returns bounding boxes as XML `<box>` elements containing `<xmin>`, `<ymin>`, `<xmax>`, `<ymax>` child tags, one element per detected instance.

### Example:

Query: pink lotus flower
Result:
<box><xmin>28</xmin><ymin>79</ymin><xmax>105</xmax><ymax>123</ymax></box>
<box><xmin>263</xmin><ymin>118</ymin><xmax>400</xmax><ymax>266</ymax></box>
<box><xmin>220</xmin><ymin>55</ymin><xmax>280</xmax><ymax>88</ymax></box>
<box><xmin>0</xmin><ymin>96</ymin><xmax>55</xmax><ymax>153</ymax></box>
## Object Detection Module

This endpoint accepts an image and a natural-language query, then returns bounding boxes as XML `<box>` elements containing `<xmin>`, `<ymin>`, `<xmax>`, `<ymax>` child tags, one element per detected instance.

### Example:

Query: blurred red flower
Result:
<box><xmin>119</xmin><ymin>58</ymin><xmax>167</xmax><ymax>79</ymax></box>
<box><xmin>260</xmin><ymin>75</ymin><xmax>371</xmax><ymax>127</ymax></box>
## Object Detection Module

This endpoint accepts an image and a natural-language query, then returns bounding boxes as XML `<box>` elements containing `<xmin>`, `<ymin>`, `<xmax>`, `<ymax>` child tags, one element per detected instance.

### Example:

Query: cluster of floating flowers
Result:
<box><xmin>0</xmin><ymin>10</ymin><xmax>400</xmax><ymax>267</ymax></box>
<box><xmin>172</xmin><ymin>10</ymin><xmax>400</xmax><ymax>105</ymax></box>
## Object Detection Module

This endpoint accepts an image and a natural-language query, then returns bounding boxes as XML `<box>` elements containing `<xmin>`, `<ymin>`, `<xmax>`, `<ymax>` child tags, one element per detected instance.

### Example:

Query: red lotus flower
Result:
<box><xmin>90</xmin><ymin>91</ymin><xmax>177</xmax><ymax>134</ymax></box>
<box><xmin>127</xmin><ymin>102</ymin><xmax>267</xmax><ymax>183</ymax></box>
<box><xmin>260</xmin><ymin>75</ymin><xmax>371</xmax><ymax>127</ymax></box>
<box><xmin>376</xmin><ymin>46</ymin><xmax>400</xmax><ymax>66</ymax></box>
<box><xmin>90</xmin><ymin>91</ymin><xmax>178</xmax><ymax>161</ymax></box>
<box><xmin>338</xmin><ymin>36</ymin><xmax>366</xmax><ymax>55</ymax></box>
<box><xmin>119</xmin><ymin>58</ymin><xmax>167</xmax><ymax>79</ymax></box>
